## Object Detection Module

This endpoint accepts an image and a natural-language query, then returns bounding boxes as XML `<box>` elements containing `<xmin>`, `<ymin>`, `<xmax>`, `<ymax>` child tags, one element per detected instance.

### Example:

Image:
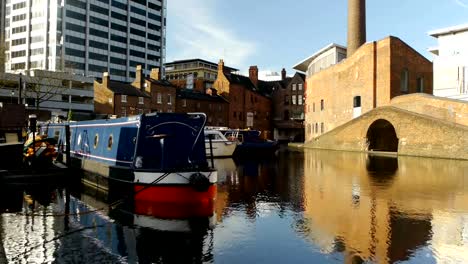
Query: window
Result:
<box><xmin>12</xmin><ymin>38</ymin><xmax>26</xmax><ymax>46</ymax></box>
<box><xmin>13</xmin><ymin>1</ymin><xmax>26</xmax><ymax>9</ymax></box>
<box><xmin>121</xmin><ymin>107</ymin><xmax>127</xmax><ymax>116</ymax></box>
<box><xmin>353</xmin><ymin>96</ymin><xmax>361</xmax><ymax>107</ymax></box>
<box><xmin>90</xmin><ymin>4</ymin><xmax>108</xmax><ymax>15</ymax></box>
<box><xmin>157</xmin><ymin>93</ymin><xmax>162</xmax><ymax>104</ymax></box>
<box><xmin>315</xmin><ymin>123</ymin><xmax>318</xmax><ymax>133</ymax></box>
<box><xmin>12</xmin><ymin>14</ymin><xmax>26</xmax><ymax>22</ymax></box>
<box><xmin>313</xmin><ymin>102</ymin><xmax>315</xmax><ymax>112</ymax></box>
<box><xmin>321</xmin><ymin>123</ymin><xmax>324</xmax><ymax>133</ymax></box>
<box><xmin>400</xmin><ymin>68</ymin><xmax>409</xmax><ymax>92</ymax></box>
<box><xmin>121</xmin><ymin>95</ymin><xmax>127</xmax><ymax>102</ymax></box>
<box><xmin>298</xmin><ymin>95</ymin><xmax>303</xmax><ymax>105</ymax></box>
<box><xmin>298</xmin><ymin>84</ymin><xmax>303</xmax><ymax>90</ymax></box>
<box><xmin>11</xmin><ymin>62</ymin><xmax>25</xmax><ymax>70</ymax></box>
<box><xmin>284</xmin><ymin>95</ymin><xmax>289</xmax><ymax>105</ymax></box>
<box><xmin>292</xmin><ymin>95</ymin><xmax>297</xmax><ymax>105</ymax></box>
<box><xmin>182</xmin><ymin>99</ymin><xmax>187</xmax><ymax>107</ymax></box>
<box><xmin>93</xmin><ymin>134</ymin><xmax>99</xmax><ymax>149</ymax></box>
<box><xmin>107</xmin><ymin>135</ymin><xmax>113</xmax><ymax>150</ymax></box>
<box><xmin>320</xmin><ymin>99</ymin><xmax>324</xmax><ymax>110</ymax></box>
<box><xmin>292</xmin><ymin>84</ymin><xmax>297</xmax><ymax>91</ymax></box>
<box><xmin>111</xmin><ymin>11</ymin><xmax>126</xmax><ymax>21</ymax></box>
<box><xmin>417</xmin><ymin>77</ymin><xmax>424</xmax><ymax>93</ymax></box>
<box><xmin>138</xmin><ymin>97</ymin><xmax>144</xmax><ymax>104</ymax></box>
<box><xmin>12</xmin><ymin>26</ymin><xmax>26</xmax><ymax>34</ymax></box>
<box><xmin>30</xmin><ymin>35</ymin><xmax>44</xmax><ymax>43</ymax></box>
<box><xmin>11</xmin><ymin>50</ymin><xmax>25</xmax><ymax>58</ymax></box>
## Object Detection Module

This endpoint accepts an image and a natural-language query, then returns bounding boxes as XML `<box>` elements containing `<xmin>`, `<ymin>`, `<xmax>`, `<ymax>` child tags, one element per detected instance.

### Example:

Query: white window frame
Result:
<box><xmin>292</xmin><ymin>95</ymin><xmax>297</xmax><ymax>105</ymax></box>
<box><xmin>298</xmin><ymin>84</ymin><xmax>303</xmax><ymax>90</ymax></box>
<box><xmin>138</xmin><ymin>97</ymin><xmax>144</xmax><ymax>104</ymax></box>
<box><xmin>292</xmin><ymin>84</ymin><xmax>297</xmax><ymax>91</ymax></box>
<box><xmin>298</xmin><ymin>95</ymin><xmax>303</xmax><ymax>105</ymax></box>
<box><xmin>157</xmin><ymin>93</ymin><xmax>162</xmax><ymax>104</ymax></box>
<box><xmin>167</xmin><ymin>94</ymin><xmax>172</xmax><ymax>105</ymax></box>
<box><xmin>121</xmin><ymin>95</ymin><xmax>127</xmax><ymax>103</ymax></box>
<box><xmin>182</xmin><ymin>99</ymin><xmax>187</xmax><ymax>107</ymax></box>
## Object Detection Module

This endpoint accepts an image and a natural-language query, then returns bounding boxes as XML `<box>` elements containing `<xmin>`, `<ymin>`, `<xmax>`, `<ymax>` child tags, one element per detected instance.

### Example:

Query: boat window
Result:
<box><xmin>54</xmin><ymin>130</ymin><xmax>60</xmax><ymax>140</ymax></box>
<box><xmin>94</xmin><ymin>133</ymin><xmax>99</xmax><ymax>149</ymax></box>
<box><xmin>107</xmin><ymin>134</ymin><xmax>113</xmax><ymax>150</ymax></box>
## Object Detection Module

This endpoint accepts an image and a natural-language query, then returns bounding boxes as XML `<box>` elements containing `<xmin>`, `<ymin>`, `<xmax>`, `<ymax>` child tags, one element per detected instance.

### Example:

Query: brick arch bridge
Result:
<box><xmin>306</xmin><ymin>105</ymin><xmax>468</xmax><ymax>160</ymax></box>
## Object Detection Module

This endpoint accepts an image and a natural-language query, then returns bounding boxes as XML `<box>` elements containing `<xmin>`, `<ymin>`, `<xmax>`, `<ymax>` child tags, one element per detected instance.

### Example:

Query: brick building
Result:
<box><xmin>175</xmin><ymin>89</ymin><xmax>229</xmax><ymax>127</ymax></box>
<box><xmin>271</xmin><ymin>70</ymin><xmax>306</xmax><ymax>141</ymax></box>
<box><xmin>132</xmin><ymin>66</ymin><xmax>177</xmax><ymax>114</ymax></box>
<box><xmin>94</xmin><ymin>72</ymin><xmax>151</xmax><ymax>117</ymax></box>
<box><xmin>296</xmin><ymin>36</ymin><xmax>433</xmax><ymax>142</ymax></box>
<box><xmin>165</xmin><ymin>59</ymin><xmax>238</xmax><ymax>93</ymax></box>
<box><xmin>214</xmin><ymin>60</ymin><xmax>273</xmax><ymax>136</ymax></box>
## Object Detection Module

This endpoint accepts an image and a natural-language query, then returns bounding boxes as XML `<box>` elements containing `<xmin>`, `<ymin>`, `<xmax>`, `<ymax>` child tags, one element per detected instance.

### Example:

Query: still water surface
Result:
<box><xmin>1</xmin><ymin>149</ymin><xmax>468</xmax><ymax>263</ymax></box>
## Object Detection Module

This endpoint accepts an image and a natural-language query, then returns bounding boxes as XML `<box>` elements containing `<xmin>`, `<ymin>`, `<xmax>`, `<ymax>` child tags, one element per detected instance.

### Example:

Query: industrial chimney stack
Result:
<box><xmin>347</xmin><ymin>0</ymin><xmax>366</xmax><ymax>56</ymax></box>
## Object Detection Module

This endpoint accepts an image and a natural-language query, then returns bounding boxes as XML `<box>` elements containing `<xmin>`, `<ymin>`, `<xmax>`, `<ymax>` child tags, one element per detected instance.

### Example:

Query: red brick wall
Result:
<box><xmin>146</xmin><ymin>81</ymin><xmax>177</xmax><ymax>113</ymax></box>
<box><xmin>175</xmin><ymin>98</ymin><xmax>229</xmax><ymax>127</ymax></box>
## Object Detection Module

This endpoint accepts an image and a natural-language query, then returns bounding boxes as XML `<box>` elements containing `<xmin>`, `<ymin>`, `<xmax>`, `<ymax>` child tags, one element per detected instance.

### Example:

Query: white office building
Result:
<box><xmin>429</xmin><ymin>24</ymin><xmax>468</xmax><ymax>101</ymax></box>
<box><xmin>4</xmin><ymin>0</ymin><xmax>166</xmax><ymax>82</ymax></box>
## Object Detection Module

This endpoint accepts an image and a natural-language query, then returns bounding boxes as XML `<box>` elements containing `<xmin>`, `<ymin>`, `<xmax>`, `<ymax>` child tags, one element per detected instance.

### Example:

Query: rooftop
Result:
<box><xmin>429</xmin><ymin>23</ymin><xmax>468</xmax><ymax>37</ymax></box>
<box><xmin>293</xmin><ymin>43</ymin><xmax>347</xmax><ymax>72</ymax></box>
<box><xmin>165</xmin><ymin>58</ymin><xmax>238</xmax><ymax>72</ymax></box>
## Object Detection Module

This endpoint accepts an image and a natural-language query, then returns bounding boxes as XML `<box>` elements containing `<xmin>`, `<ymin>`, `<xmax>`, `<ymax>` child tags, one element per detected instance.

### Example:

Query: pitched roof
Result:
<box><xmin>106</xmin><ymin>80</ymin><xmax>150</xmax><ymax>97</ymax></box>
<box><xmin>146</xmin><ymin>77</ymin><xmax>176</xmax><ymax>87</ymax></box>
<box><xmin>176</xmin><ymin>89</ymin><xmax>228</xmax><ymax>103</ymax></box>
<box><xmin>225</xmin><ymin>73</ymin><xmax>275</xmax><ymax>97</ymax></box>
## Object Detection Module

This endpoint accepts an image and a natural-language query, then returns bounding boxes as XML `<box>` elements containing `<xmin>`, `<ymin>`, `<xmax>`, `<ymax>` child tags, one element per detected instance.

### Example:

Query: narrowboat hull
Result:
<box><xmin>45</xmin><ymin>113</ymin><xmax>216</xmax><ymax>206</ymax></box>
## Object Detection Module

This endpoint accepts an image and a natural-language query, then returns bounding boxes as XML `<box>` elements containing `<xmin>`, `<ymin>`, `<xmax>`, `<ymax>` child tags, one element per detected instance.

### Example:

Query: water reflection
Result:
<box><xmin>300</xmin><ymin>149</ymin><xmax>468</xmax><ymax>263</ymax></box>
<box><xmin>1</xmin><ymin>150</ymin><xmax>468</xmax><ymax>263</ymax></box>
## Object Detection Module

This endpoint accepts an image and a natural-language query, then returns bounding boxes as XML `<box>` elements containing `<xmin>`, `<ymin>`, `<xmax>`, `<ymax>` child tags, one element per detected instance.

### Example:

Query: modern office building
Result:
<box><xmin>165</xmin><ymin>59</ymin><xmax>238</xmax><ymax>92</ymax></box>
<box><xmin>4</xmin><ymin>0</ymin><xmax>166</xmax><ymax>82</ymax></box>
<box><xmin>429</xmin><ymin>24</ymin><xmax>468</xmax><ymax>101</ymax></box>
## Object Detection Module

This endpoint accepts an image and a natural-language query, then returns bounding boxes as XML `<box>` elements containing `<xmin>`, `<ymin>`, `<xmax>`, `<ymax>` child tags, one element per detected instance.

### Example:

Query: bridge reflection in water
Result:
<box><xmin>299</xmin><ymin>149</ymin><xmax>468</xmax><ymax>264</ymax></box>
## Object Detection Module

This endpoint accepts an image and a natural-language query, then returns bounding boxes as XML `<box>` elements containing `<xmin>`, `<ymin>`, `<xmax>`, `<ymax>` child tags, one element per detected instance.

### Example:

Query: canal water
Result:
<box><xmin>1</xmin><ymin>149</ymin><xmax>468</xmax><ymax>263</ymax></box>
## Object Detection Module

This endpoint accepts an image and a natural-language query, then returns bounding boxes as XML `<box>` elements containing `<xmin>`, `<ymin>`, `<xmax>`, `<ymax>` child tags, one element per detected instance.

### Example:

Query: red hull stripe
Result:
<box><xmin>134</xmin><ymin>185</ymin><xmax>217</xmax><ymax>218</ymax></box>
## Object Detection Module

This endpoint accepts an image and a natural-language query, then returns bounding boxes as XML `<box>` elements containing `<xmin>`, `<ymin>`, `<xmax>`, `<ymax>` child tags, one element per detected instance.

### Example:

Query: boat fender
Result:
<box><xmin>189</xmin><ymin>173</ymin><xmax>210</xmax><ymax>192</ymax></box>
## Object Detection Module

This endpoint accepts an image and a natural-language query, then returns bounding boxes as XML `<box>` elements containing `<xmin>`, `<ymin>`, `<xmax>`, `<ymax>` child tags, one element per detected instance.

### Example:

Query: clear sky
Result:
<box><xmin>166</xmin><ymin>0</ymin><xmax>468</xmax><ymax>77</ymax></box>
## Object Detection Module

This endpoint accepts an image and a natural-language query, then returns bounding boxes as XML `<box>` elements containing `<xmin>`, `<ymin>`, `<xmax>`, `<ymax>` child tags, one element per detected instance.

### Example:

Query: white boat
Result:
<box><xmin>205</xmin><ymin>129</ymin><xmax>237</xmax><ymax>158</ymax></box>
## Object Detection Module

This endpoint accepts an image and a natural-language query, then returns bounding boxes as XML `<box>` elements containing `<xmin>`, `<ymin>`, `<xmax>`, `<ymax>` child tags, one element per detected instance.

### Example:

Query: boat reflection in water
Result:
<box><xmin>73</xmin><ymin>185</ymin><xmax>217</xmax><ymax>263</ymax></box>
<box><xmin>298</xmin><ymin>149</ymin><xmax>468</xmax><ymax>264</ymax></box>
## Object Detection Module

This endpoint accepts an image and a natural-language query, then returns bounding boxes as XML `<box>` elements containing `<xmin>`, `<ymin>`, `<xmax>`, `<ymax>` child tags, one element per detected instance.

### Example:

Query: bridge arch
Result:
<box><xmin>366</xmin><ymin>119</ymin><xmax>399</xmax><ymax>152</ymax></box>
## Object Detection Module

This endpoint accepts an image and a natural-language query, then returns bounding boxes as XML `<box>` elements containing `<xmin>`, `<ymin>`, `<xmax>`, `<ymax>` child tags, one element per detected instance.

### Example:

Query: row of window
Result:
<box><xmin>12</xmin><ymin>25</ymin><xmax>26</xmax><ymax>34</ymax></box>
<box><xmin>307</xmin><ymin>122</ymin><xmax>325</xmax><ymax>135</ymax></box>
<box><xmin>291</xmin><ymin>83</ymin><xmax>303</xmax><ymax>91</ymax></box>
<box><xmin>13</xmin><ymin>1</ymin><xmax>26</xmax><ymax>10</ymax></box>
<box><xmin>284</xmin><ymin>95</ymin><xmax>304</xmax><ymax>105</ymax></box>
<box><xmin>400</xmin><ymin>69</ymin><xmax>424</xmax><ymax>93</ymax></box>
<box><xmin>122</xmin><ymin>94</ymin><xmax>172</xmax><ymax>104</ymax></box>
<box><xmin>310</xmin><ymin>99</ymin><xmax>325</xmax><ymax>112</ymax></box>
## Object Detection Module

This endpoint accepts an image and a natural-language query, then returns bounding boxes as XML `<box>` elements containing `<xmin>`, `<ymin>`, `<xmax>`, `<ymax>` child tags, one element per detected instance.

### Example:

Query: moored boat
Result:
<box><xmin>224</xmin><ymin>129</ymin><xmax>279</xmax><ymax>157</ymax></box>
<box><xmin>43</xmin><ymin>112</ymin><xmax>217</xmax><ymax>206</ymax></box>
<box><xmin>204</xmin><ymin>129</ymin><xmax>237</xmax><ymax>158</ymax></box>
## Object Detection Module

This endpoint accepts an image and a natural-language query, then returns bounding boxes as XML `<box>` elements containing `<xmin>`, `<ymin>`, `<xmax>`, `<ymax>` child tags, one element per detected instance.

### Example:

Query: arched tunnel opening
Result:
<box><xmin>366</xmin><ymin>119</ymin><xmax>399</xmax><ymax>152</ymax></box>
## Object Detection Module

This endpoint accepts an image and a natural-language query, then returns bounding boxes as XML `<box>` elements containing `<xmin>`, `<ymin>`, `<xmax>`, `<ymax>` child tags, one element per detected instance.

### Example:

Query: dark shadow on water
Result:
<box><xmin>366</xmin><ymin>154</ymin><xmax>398</xmax><ymax>187</ymax></box>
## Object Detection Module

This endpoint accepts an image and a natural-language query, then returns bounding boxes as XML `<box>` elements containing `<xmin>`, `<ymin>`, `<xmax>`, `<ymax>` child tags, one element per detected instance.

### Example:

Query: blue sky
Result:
<box><xmin>166</xmin><ymin>0</ymin><xmax>468</xmax><ymax>77</ymax></box>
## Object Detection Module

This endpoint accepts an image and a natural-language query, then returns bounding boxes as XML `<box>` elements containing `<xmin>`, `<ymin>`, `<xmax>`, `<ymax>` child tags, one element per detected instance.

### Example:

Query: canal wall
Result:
<box><xmin>304</xmin><ymin>104</ymin><xmax>468</xmax><ymax>160</ymax></box>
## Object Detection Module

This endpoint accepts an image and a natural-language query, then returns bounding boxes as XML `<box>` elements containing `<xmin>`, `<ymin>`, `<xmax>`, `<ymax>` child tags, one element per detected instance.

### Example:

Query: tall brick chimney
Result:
<box><xmin>281</xmin><ymin>68</ymin><xmax>286</xmax><ymax>80</ymax></box>
<box><xmin>347</xmin><ymin>0</ymin><xmax>366</xmax><ymax>56</ymax></box>
<box><xmin>133</xmin><ymin>65</ymin><xmax>144</xmax><ymax>90</ymax></box>
<box><xmin>249</xmin><ymin>66</ymin><xmax>258</xmax><ymax>88</ymax></box>
<box><xmin>150</xmin><ymin>68</ymin><xmax>161</xmax><ymax>81</ymax></box>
